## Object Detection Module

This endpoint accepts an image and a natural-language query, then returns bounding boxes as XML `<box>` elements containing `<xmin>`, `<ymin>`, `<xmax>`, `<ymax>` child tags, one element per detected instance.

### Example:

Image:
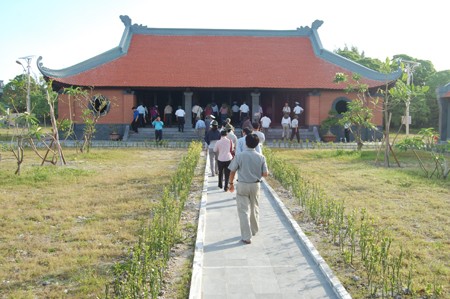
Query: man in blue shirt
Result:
<box><xmin>152</xmin><ymin>116</ymin><xmax>164</xmax><ymax>142</ymax></box>
<box><xmin>194</xmin><ymin>116</ymin><xmax>206</xmax><ymax>140</ymax></box>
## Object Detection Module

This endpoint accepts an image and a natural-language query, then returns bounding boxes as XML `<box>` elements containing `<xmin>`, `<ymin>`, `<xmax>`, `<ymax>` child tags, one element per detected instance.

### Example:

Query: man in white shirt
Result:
<box><xmin>192</xmin><ymin>103</ymin><xmax>203</xmax><ymax>128</ymax></box>
<box><xmin>293</xmin><ymin>101</ymin><xmax>304</xmax><ymax>123</ymax></box>
<box><xmin>281</xmin><ymin>113</ymin><xmax>291</xmax><ymax>139</ymax></box>
<box><xmin>136</xmin><ymin>103</ymin><xmax>146</xmax><ymax>127</ymax></box>
<box><xmin>236</xmin><ymin>127</ymin><xmax>262</xmax><ymax>155</ymax></box>
<box><xmin>252</xmin><ymin>122</ymin><xmax>265</xmax><ymax>148</ymax></box>
<box><xmin>239</xmin><ymin>101</ymin><xmax>250</xmax><ymax>124</ymax></box>
<box><xmin>175</xmin><ymin>106</ymin><xmax>186</xmax><ymax>132</ymax></box>
<box><xmin>290</xmin><ymin>115</ymin><xmax>300</xmax><ymax>142</ymax></box>
<box><xmin>260</xmin><ymin>115</ymin><xmax>271</xmax><ymax>136</ymax></box>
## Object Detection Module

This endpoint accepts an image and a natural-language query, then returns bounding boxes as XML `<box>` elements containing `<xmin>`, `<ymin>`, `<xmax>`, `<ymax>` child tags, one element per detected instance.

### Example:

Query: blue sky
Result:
<box><xmin>1</xmin><ymin>0</ymin><xmax>448</xmax><ymax>84</ymax></box>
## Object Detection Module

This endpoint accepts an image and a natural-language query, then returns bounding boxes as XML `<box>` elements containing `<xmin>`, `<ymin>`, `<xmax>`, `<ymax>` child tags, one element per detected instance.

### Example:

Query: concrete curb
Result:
<box><xmin>188</xmin><ymin>150</ymin><xmax>210</xmax><ymax>299</ymax></box>
<box><xmin>262</xmin><ymin>179</ymin><xmax>352</xmax><ymax>299</ymax></box>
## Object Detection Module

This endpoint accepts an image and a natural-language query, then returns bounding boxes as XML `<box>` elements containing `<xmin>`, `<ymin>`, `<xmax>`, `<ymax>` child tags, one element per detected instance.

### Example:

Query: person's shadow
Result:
<box><xmin>203</xmin><ymin>236</ymin><xmax>242</xmax><ymax>253</ymax></box>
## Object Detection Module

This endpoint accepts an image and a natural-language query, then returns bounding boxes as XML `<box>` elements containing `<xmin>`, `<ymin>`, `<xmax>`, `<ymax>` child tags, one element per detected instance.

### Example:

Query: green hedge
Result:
<box><xmin>263</xmin><ymin>148</ymin><xmax>425</xmax><ymax>298</ymax></box>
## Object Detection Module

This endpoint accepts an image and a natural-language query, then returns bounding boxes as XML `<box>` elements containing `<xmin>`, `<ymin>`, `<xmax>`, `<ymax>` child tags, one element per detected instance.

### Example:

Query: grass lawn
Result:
<box><xmin>269</xmin><ymin>148</ymin><xmax>449</xmax><ymax>298</ymax></box>
<box><xmin>0</xmin><ymin>147</ymin><xmax>187</xmax><ymax>298</ymax></box>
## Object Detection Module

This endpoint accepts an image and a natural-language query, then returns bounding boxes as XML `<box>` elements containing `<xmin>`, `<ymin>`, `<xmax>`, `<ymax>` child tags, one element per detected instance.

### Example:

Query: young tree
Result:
<box><xmin>333</xmin><ymin>72</ymin><xmax>376</xmax><ymax>151</ymax></box>
<box><xmin>376</xmin><ymin>59</ymin><xmax>429</xmax><ymax>167</ymax></box>
<box><xmin>63</xmin><ymin>87</ymin><xmax>110</xmax><ymax>153</ymax></box>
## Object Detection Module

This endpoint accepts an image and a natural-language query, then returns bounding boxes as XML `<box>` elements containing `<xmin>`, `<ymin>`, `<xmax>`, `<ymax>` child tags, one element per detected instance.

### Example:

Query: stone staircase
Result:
<box><xmin>124</xmin><ymin>126</ymin><xmax>318</xmax><ymax>142</ymax></box>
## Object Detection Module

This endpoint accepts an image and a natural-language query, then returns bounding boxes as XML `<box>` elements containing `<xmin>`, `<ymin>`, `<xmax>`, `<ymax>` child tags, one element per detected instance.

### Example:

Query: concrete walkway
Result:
<box><xmin>189</xmin><ymin>154</ymin><xmax>351</xmax><ymax>299</ymax></box>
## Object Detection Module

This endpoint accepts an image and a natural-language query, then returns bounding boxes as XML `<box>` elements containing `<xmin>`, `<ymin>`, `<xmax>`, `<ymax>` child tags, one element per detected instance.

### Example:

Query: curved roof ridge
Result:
<box><xmin>37</xmin><ymin>46</ymin><xmax>125</xmax><ymax>79</ymax></box>
<box><xmin>38</xmin><ymin>15</ymin><xmax>400</xmax><ymax>84</ymax></box>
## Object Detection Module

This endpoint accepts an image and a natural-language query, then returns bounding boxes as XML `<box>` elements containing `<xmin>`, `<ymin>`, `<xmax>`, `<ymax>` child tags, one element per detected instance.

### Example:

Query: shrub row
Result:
<box><xmin>263</xmin><ymin>148</ymin><xmax>444</xmax><ymax>298</ymax></box>
<box><xmin>106</xmin><ymin>141</ymin><xmax>202</xmax><ymax>298</ymax></box>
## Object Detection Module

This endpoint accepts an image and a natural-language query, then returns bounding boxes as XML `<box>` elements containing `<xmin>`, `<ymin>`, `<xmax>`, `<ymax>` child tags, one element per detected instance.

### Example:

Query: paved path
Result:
<box><xmin>189</xmin><ymin>155</ymin><xmax>351</xmax><ymax>299</ymax></box>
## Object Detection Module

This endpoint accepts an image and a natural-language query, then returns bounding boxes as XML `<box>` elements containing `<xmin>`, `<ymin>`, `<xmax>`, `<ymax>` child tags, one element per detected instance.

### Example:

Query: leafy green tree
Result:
<box><xmin>335</xmin><ymin>46</ymin><xmax>383</xmax><ymax>71</ymax></box>
<box><xmin>389</xmin><ymin>68</ymin><xmax>429</xmax><ymax>131</ymax></box>
<box><xmin>335</xmin><ymin>50</ymin><xmax>443</xmax><ymax>130</ymax></box>
<box><xmin>1</xmin><ymin>74</ymin><xmax>51</xmax><ymax>124</ymax></box>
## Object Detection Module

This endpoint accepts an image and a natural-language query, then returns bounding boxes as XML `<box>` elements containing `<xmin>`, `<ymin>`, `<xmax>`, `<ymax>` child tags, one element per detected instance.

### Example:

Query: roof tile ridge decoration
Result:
<box><xmin>38</xmin><ymin>15</ymin><xmax>401</xmax><ymax>83</ymax></box>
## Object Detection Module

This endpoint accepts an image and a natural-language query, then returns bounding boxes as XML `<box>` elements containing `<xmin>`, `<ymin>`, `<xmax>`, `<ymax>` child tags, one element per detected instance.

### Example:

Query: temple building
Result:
<box><xmin>437</xmin><ymin>83</ymin><xmax>450</xmax><ymax>141</ymax></box>
<box><xmin>38</xmin><ymin>15</ymin><xmax>400</xmax><ymax>140</ymax></box>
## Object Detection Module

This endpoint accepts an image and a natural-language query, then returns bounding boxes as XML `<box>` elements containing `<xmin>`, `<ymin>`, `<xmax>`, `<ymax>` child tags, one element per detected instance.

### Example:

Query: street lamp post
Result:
<box><xmin>16</xmin><ymin>56</ymin><xmax>33</xmax><ymax>114</ymax></box>
<box><xmin>402</xmin><ymin>60</ymin><xmax>420</xmax><ymax>136</ymax></box>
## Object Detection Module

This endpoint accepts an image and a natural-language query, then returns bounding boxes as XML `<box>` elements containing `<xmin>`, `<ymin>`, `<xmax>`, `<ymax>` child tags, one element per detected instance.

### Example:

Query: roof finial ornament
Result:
<box><xmin>311</xmin><ymin>20</ymin><xmax>323</xmax><ymax>30</ymax></box>
<box><xmin>120</xmin><ymin>15</ymin><xmax>132</xmax><ymax>27</ymax></box>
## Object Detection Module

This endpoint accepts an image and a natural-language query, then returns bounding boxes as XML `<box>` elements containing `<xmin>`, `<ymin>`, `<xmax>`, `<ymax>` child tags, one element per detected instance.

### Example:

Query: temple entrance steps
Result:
<box><xmin>124</xmin><ymin>127</ymin><xmax>318</xmax><ymax>142</ymax></box>
<box><xmin>127</xmin><ymin>127</ymin><xmax>199</xmax><ymax>142</ymax></box>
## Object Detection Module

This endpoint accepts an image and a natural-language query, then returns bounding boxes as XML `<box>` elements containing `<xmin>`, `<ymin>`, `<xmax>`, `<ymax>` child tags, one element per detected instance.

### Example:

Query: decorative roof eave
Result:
<box><xmin>37</xmin><ymin>46</ymin><xmax>125</xmax><ymax>79</ymax></box>
<box><xmin>306</xmin><ymin>22</ymin><xmax>401</xmax><ymax>83</ymax></box>
<box><xmin>38</xmin><ymin>15</ymin><xmax>401</xmax><ymax>84</ymax></box>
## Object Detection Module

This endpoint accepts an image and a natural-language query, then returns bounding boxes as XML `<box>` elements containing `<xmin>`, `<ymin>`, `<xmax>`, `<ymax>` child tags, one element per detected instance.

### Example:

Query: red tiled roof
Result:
<box><xmin>39</xmin><ymin>19</ymin><xmax>399</xmax><ymax>90</ymax></box>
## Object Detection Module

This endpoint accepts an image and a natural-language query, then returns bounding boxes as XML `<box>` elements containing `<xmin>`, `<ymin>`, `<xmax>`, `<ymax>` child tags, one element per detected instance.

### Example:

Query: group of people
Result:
<box><xmin>192</xmin><ymin>100</ymin><xmax>257</xmax><ymax>128</ymax></box>
<box><xmin>280</xmin><ymin>101</ymin><xmax>304</xmax><ymax>142</ymax></box>
<box><xmin>131</xmin><ymin>104</ymin><xmax>187</xmax><ymax>141</ymax></box>
<box><xmin>131</xmin><ymin>100</ymin><xmax>305</xmax><ymax>144</ymax></box>
<box><xmin>204</xmin><ymin>119</ymin><xmax>268</xmax><ymax>245</ymax></box>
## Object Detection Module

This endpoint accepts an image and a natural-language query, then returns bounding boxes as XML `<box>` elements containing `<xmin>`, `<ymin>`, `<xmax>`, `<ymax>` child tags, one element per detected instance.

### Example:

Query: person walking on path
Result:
<box><xmin>239</xmin><ymin>101</ymin><xmax>250</xmax><ymax>124</ymax></box>
<box><xmin>192</xmin><ymin>103</ymin><xmax>203</xmax><ymax>128</ymax></box>
<box><xmin>252</xmin><ymin>122</ymin><xmax>265</xmax><ymax>150</ymax></box>
<box><xmin>290</xmin><ymin>115</ymin><xmax>300</xmax><ymax>143</ymax></box>
<box><xmin>235</xmin><ymin>127</ymin><xmax>251</xmax><ymax>156</ymax></box>
<box><xmin>260</xmin><ymin>114</ymin><xmax>271</xmax><ymax>136</ymax></box>
<box><xmin>228</xmin><ymin>133</ymin><xmax>268</xmax><ymax>244</ymax></box>
<box><xmin>224</xmin><ymin>124</ymin><xmax>237</xmax><ymax>152</ymax></box>
<box><xmin>204</xmin><ymin>120</ymin><xmax>221</xmax><ymax>176</ymax></box>
<box><xmin>241</xmin><ymin>116</ymin><xmax>253</xmax><ymax>132</ymax></box>
<box><xmin>194</xmin><ymin>116</ymin><xmax>206</xmax><ymax>140</ymax></box>
<box><xmin>175</xmin><ymin>106</ymin><xmax>186</xmax><ymax>132</ymax></box>
<box><xmin>214</xmin><ymin>130</ymin><xmax>234</xmax><ymax>191</ymax></box>
<box><xmin>152</xmin><ymin>116</ymin><xmax>164</xmax><ymax>142</ymax></box>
